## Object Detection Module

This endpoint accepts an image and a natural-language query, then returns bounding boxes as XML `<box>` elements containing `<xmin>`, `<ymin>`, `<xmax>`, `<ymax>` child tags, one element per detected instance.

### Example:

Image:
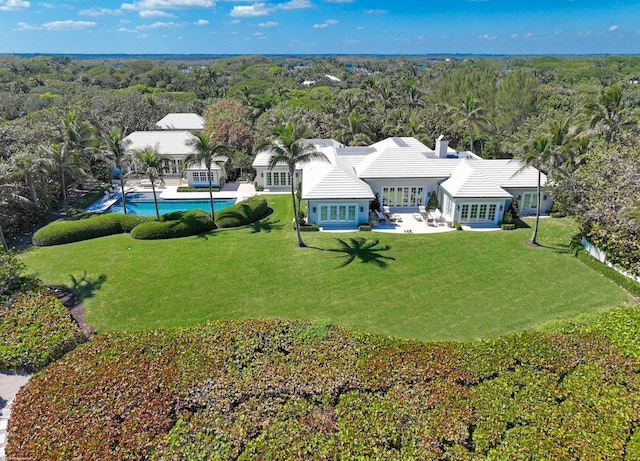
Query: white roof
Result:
<box><xmin>184</xmin><ymin>156</ymin><xmax>228</xmax><ymax>171</ymax></box>
<box><xmin>466</xmin><ymin>159</ymin><xmax>547</xmax><ymax>189</ymax></box>
<box><xmin>124</xmin><ymin>130</ymin><xmax>196</xmax><ymax>157</ymax></box>
<box><xmin>441</xmin><ymin>162</ymin><xmax>513</xmax><ymax>199</ymax></box>
<box><xmin>356</xmin><ymin>138</ymin><xmax>462</xmax><ymax>179</ymax></box>
<box><xmin>155</xmin><ymin>113</ymin><xmax>204</xmax><ymax>131</ymax></box>
<box><xmin>303</xmin><ymin>150</ymin><xmax>374</xmax><ymax>200</ymax></box>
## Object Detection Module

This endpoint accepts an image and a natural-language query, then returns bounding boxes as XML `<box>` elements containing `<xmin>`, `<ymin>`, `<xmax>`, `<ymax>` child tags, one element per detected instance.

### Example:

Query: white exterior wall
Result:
<box><xmin>442</xmin><ymin>193</ymin><xmax>510</xmax><ymax>225</ymax></box>
<box><xmin>505</xmin><ymin>188</ymin><xmax>553</xmax><ymax>216</ymax></box>
<box><xmin>366</xmin><ymin>178</ymin><xmax>443</xmax><ymax>208</ymax></box>
<box><xmin>187</xmin><ymin>169</ymin><xmax>225</xmax><ymax>188</ymax></box>
<box><xmin>306</xmin><ymin>199</ymin><xmax>371</xmax><ymax>228</ymax></box>
<box><xmin>254</xmin><ymin>166</ymin><xmax>293</xmax><ymax>190</ymax></box>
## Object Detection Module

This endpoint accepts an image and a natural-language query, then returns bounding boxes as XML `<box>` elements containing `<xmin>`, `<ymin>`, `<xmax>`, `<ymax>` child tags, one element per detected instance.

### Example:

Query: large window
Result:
<box><xmin>266</xmin><ymin>171</ymin><xmax>291</xmax><ymax>187</ymax></box>
<box><xmin>381</xmin><ymin>187</ymin><xmax>424</xmax><ymax>207</ymax></box>
<box><xmin>192</xmin><ymin>171</ymin><xmax>214</xmax><ymax>182</ymax></box>
<box><xmin>458</xmin><ymin>202</ymin><xmax>500</xmax><ymax>223</ymax></box>
<box><xmin>319</xmin><ymin>204</ymin><xmax>358</xmax><ymax>223</ymax></box>
<box><xmin>522</xmin><ymin>193</ymin><xmax>538</xmax><ymax>211</ymax></box>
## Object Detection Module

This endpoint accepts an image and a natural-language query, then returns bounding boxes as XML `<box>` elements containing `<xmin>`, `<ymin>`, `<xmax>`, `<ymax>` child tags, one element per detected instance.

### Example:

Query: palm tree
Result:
<box><xmin>448</xmin><ymin>94</ymin><xmax>489</xmax><ymax>153</ymax></box>
<box><xmin>183</xmin><ymin>131</ymin><xmax>231</xmax><ymax>226</ymax></box>
<box><xmin>7</xmin><ymin>151</ymin><xmax>47</xmax><ymax>205</ymax></box>
<box><xmin>257</xmin><ymin>122</ymin><xmax>329</xmax><ymax>247</ymax></box>
<box><xmin>582</xmin><ymin>86</ymin><xmax>630</xmax><ymax>144</ymax></box>
<box><xmin>134</xmin><ymin>147</ymin><xmax>167</xmax><ymax>220</ymax></box>
<box><xmin>103</xmin><ymin>129</ymin><xmax>132</xmax><ymax>214</ymax></box>
<box><xmin>519</xmin><ymin>135</ymin><xmax>551</xmax><ymax>246</ymax></box>
<box><xmin>42</xmin><ymin>142</ymin><xmax>85</xmax><ymax>215</ymax></box>
<box><xmin>61</xmin><ymin>112</ymin><xmax>96</xmax><ymax>157</ymax></box>
<box><xmin>334</xmin><ymin>111</ymin><xmax>372</xmax><ymax>146</ymax></box>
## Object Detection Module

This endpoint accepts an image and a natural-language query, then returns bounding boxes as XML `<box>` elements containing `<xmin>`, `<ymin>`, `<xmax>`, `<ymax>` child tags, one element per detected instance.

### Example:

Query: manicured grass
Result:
<box><xmin>19</xmin><ymin>194</ymin><xmax>633</xmax><ymax>341</ymax></box>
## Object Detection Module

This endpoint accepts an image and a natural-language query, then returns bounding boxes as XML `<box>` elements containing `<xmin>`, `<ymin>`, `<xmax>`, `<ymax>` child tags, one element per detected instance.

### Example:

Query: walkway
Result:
<box><xmin>0</xmin><ymin>372</ymin><xmax>32</xmax><ymax>460</ymax></box>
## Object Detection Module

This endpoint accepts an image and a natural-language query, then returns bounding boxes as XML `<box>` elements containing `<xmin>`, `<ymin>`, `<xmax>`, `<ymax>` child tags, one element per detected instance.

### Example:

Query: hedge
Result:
<box><xmin>0</xmin><ymin>288</ymin><xmax>86</xmax><ymax>372</ymax></box>
<box><xmin>8</xmin><ymin>318</ymin><xmax>640</xmax><ymax>460</ymax></box>
<box><xmin>571</xmin><ymin>235</ymin><xmax>640</xmax><ymax>298</ymax></box>
<box><xmin>130</xmin><ymin>209</ymin><xmax>215</xmax><ymax>240</ymax></box>
<box><xmin>32</xmin><ymin>213</ymin><xmax>147</xmax><ymax>246</ymax></box>
<box><xmin>215</xmin><ymin>196</ymin><xmax>270</xmax><ymax>229</ymax></box>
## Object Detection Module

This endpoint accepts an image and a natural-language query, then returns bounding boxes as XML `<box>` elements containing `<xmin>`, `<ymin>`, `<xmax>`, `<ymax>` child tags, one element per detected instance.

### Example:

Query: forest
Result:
<box><xmin>0</xmin><ymin>53</ymin><xmax>638</xmax><ymax>275</ymax></box>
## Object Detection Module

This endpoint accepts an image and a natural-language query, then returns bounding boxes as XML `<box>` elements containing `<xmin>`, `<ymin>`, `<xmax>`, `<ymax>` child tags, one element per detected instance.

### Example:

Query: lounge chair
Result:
<box><xmin>375</xmin><ymin>210</ymin><xmax>386</xmax><ymax>223</ymax></box>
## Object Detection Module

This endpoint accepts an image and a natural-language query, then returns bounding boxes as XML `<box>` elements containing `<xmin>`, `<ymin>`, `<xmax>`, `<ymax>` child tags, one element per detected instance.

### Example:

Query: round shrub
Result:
<box><xmin>130</xmin><ymin>209</ymin><xmax>215</xmax><ymax>240</ymax></box>
<box><xmin>216</xmin><ymin>196</ymin><xmax>270</xmax><ymax>228</ymax></box>
<box><xmin>0</xmin><ymin>288</ymin><xmax>86</xmax><ymax>372</ymax></box>
<box><xmin>33</xmin><ymin>214</ymin><xmax>147</xmax><ymax>246</ymax></box>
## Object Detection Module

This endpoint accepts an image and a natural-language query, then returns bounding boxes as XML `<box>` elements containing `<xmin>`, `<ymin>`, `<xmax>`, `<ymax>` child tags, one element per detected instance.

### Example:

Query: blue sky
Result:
<box><xmin>1</xmin><ymin>0</ymin><xmax>640</xmax><ymax>55</ymax></box>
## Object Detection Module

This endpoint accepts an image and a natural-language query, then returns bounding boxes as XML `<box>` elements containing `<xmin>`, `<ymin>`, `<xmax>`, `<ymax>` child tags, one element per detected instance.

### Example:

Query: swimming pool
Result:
<box><xmin>88</xmin><ymin>192</ymin><xmax>236</xmax><ymax>217</ymax></box>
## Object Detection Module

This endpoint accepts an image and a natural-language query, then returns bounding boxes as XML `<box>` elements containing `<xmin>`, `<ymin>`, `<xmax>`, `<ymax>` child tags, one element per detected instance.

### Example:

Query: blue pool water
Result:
<box><xmin>89</xmin><ymin>192</ymin><xmax>236</xmax><ymax>217</ymax></box>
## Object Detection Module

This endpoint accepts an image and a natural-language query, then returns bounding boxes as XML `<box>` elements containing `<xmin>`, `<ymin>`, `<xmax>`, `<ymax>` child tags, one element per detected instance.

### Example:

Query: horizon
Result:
<box><xmin>1</xmin><ymin>1</ymin><xmax>640</xmax><ymax>55</ymax></box>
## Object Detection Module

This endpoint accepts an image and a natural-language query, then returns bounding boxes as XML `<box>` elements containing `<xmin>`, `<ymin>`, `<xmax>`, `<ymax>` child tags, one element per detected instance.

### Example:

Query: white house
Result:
<box><xmin>155</xmin><ymin>113</ymin><xmax>205</xmax><ymax>131</ymax></box>
<box><xmin>124</xmin><ymin>114</ymin><xmax>228</xmax><ymax>187</ymax></box>
<box><xmin>253</xmin><ymin>136</ymin><xmax>552</xmax><ymax>229</ymax></box>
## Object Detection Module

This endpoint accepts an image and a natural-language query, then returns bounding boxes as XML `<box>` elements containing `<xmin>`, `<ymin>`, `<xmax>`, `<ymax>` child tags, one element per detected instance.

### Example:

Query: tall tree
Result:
<box><xmin>7</xmin><ymin>151</ymin><xmax>47</xmax><ymax>204</ymax></box>
<box><xmin>183</xmin><ymin>132</ymin><xmax>231</xmax><ymax>225</ymax></box>
<box><xmin>582</xmin><ymin>86</ymin><xmax>631</xmax><ymax>144</ymax></box>
<box><xmin>257</xmin><ymin>122</ymin><xmax>329</xmax><ymax>247</ymax></box>
<box><xmin>448</xmin><ymin>94</ymin><xmax>489</xmax><ymax>153</ymax></box>
<box><xmin>42</xmin><ymin>142</ymin><xmax>85</xmax><ymax>214</ymax></box>
<box><xmin>519</xmin><ymin>135</ymin><xmax>551</xmax><ymax>246</ymax></box>
<box><xmin>134</xmin><ymin>147</ymin><xmax>167</xmax><ymax>220</ymax></box>
<box><xmin>103</xmin><ymin>129</ymin><xmax>132</xmax><ymax>214</ymax></box>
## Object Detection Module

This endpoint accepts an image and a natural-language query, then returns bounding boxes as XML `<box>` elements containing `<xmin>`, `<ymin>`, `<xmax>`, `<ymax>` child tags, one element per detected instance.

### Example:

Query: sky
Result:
<box><xmin>1</xmin><ymin>0</ymin><xmax>640</xmax><ymax>55</ymax></box>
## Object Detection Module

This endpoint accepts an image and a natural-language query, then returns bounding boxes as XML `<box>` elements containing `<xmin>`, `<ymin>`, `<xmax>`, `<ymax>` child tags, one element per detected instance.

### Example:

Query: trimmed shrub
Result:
<box><xmin>8</xmin><ymin>320</ymin><xmax>640</xmax><ymax>460</ymax></box>
<box><xmin>216</xmin><ymin>196</ymin><xmax>270</xmax><ymax>229</ymax></box>
<box><xmin>358</xmin><ymin>224</ymin><xmax>371</xmax><ymax>231</ymax></box>
<box><xmin>501</xmin><ymin>223</ymin><xmax>516</xmax><ymax>230</ymax></box>
<box><xmin>454</xmin><ymin>221</ymin><xmax>463</xmax><ymax>230</ymax></box>
<box><xmin>130</xmin><ymin>209</ymin><xmax>215</xmax><ymax>240</ymax></box>
<box><xmin>0</xmin><ymin>288</ymin><xmax>86</xmax><ymax>372</ymax></box>
<box><xmin>33</xmin><ymin>214</ymin><xmax>147</xmax><ymax>246</ymax></box>
<box><xmin>299</xmin><ymin>224</ymin><xmax>320</xmax><ymax>232</ymax></box>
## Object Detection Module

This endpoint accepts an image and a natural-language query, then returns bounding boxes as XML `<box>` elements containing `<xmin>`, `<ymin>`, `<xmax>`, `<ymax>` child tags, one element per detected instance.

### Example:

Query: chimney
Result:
<box><xmin>436</xmin><ymin>135</ymin><xmax>449</xmax><ymax>158</ymax></box>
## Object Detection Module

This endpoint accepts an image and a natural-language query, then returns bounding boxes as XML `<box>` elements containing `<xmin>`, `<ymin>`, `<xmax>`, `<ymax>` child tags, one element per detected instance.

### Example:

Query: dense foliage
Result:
<box><xmin>130</xmin><ymin>209</ymin><xmax>215</xmax><ymax>240</ymax></box>
<box><xmin>8</xmin><ymin>318</ymin><xmax>640</xmax><ymax>460</ymax></box>
<box><xmin>32</xmin><ymin>213</ymin><xmax>147</xmax><ymax>246</ymax></box>
<box><xmin>0</xmin><ymin>287</ymin><xmax>86</xmax><ymax>372</ymax></box>
<box><xmin>1</xmin><ymin>53</ymin><xmax>639</xmax><ymax>267</ymax></box>
<box><xmin>215</xmin><ymin>196</ymin><xmax>270</xmax><ymax>228</ymax></box>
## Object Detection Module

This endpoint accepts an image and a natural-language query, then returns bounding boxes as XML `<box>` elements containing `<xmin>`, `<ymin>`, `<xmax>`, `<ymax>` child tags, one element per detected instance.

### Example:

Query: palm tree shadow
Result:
<box><xmin>316</xmin><ymin>237</ymin><xmax>396</xmax><ymax>268</ymax></box>
<box><xmin>249</xmin><ymin>218</ymin><xmax>283</xmax><ymax>234</ymax></box>
<box><xmin>65</xmin><ymin>271</ymin><xmax>107</xmax><ymax>302</ymax></box>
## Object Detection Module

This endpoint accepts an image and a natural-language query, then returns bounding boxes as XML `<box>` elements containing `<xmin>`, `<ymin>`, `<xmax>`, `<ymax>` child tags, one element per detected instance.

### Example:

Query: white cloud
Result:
<box><xmin>195</xmin><ymin>19</ymin><xmax>209</xmax><ymax>25</ymax></box>
<box><xmin>117</xmin><ymin>26</ymin><xmax>139</xmax><ymax>33</ymax></box>
<box><xmin>326</xmin><ymin>0</ymin><xmax>353</xmax><ymax>3</ymax></box>
<box><xmin>278</xmin><ymin>0</ymin><xmax>311</xmax><ymax>10</ymax></box>
<box><xmin>137</xmin><ymin>21</ymin><xmax>182</xmax><ymax>29</ymax></box>
<box><xmin>258</xmin><ymin>21</ymin><xmax>279</xmax><ymax>27</ymax></box>
<box><xmin>121</xmin><ymin>0</ymin><xmax>213</xmax><ymax>11</ymax></box>
<box><xmin>609</xmin><ymin>25</ymin><xmax>619</xmax><ymax>32</ymax></box>
<box><xmin>0</xmin><ymin>0</ymin><xmax>30</xmax><ymax>11</ymax></box>
<box><xmin>313</xmin><ymin>18</ymin><xmax>338</xmax><ymax>28</ymax></box>
<box><xmin>18</xmin><ymin>20</ymin><xmax>96</xmax><ymax>31</ymax></box>
<box><xmin>356</xmin><ymin>25</ymin><xmax>364</xmax><ymax>30</ymax></box>
<box><xmin>139</xmin><ymin>9</ymin><xmax>175</xmax><ymax>17</ymax></box>
<box><xmin>230</xmin><ymin>3</ymin><xmax>271</xmax><ymax>17</ymax></box>
<box><xmin>364</xmin><ymin>9</ymin><xmax>387</xmax><ymax>14</ymax></box>
<box><xmin>478</xmin><ymin>33</ymin><xmax>497</xmax><ymax>40</ymax></box>
<box><xmin>79</xmin><ymin>7</ymin><xmax>122</xmax><ymax>16</ymax></box>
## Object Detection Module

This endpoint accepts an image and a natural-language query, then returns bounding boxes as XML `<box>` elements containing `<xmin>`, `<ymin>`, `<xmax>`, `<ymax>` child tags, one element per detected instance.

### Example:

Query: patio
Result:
<box><xmin>371</xmin><ymin>209</ymin><xmax>455</xmax><ymax>234</ymax></box>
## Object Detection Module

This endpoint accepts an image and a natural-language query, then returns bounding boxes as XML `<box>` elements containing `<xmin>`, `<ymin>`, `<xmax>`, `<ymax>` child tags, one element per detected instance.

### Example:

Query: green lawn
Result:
<box><xmin>19</xmin><ymin>194</ymin><xmax>633</xmax><ymax>341</ymax></box>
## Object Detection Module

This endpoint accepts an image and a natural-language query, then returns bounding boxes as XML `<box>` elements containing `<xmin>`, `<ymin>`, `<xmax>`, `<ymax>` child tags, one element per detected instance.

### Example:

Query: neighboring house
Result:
<box><xmin>253</xmin><ymin>135</ymin><xmax>552</xmax><ymax>229</ymax></box>
<box><xmin>155</xmin><ymin>113</ymin><xmax>205</xmax><ymax>131</ymax></box>
<box><xmin>124</xmin><ymin>114</ymin><xmax>227</xmax><ymax>187</ymax></box>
